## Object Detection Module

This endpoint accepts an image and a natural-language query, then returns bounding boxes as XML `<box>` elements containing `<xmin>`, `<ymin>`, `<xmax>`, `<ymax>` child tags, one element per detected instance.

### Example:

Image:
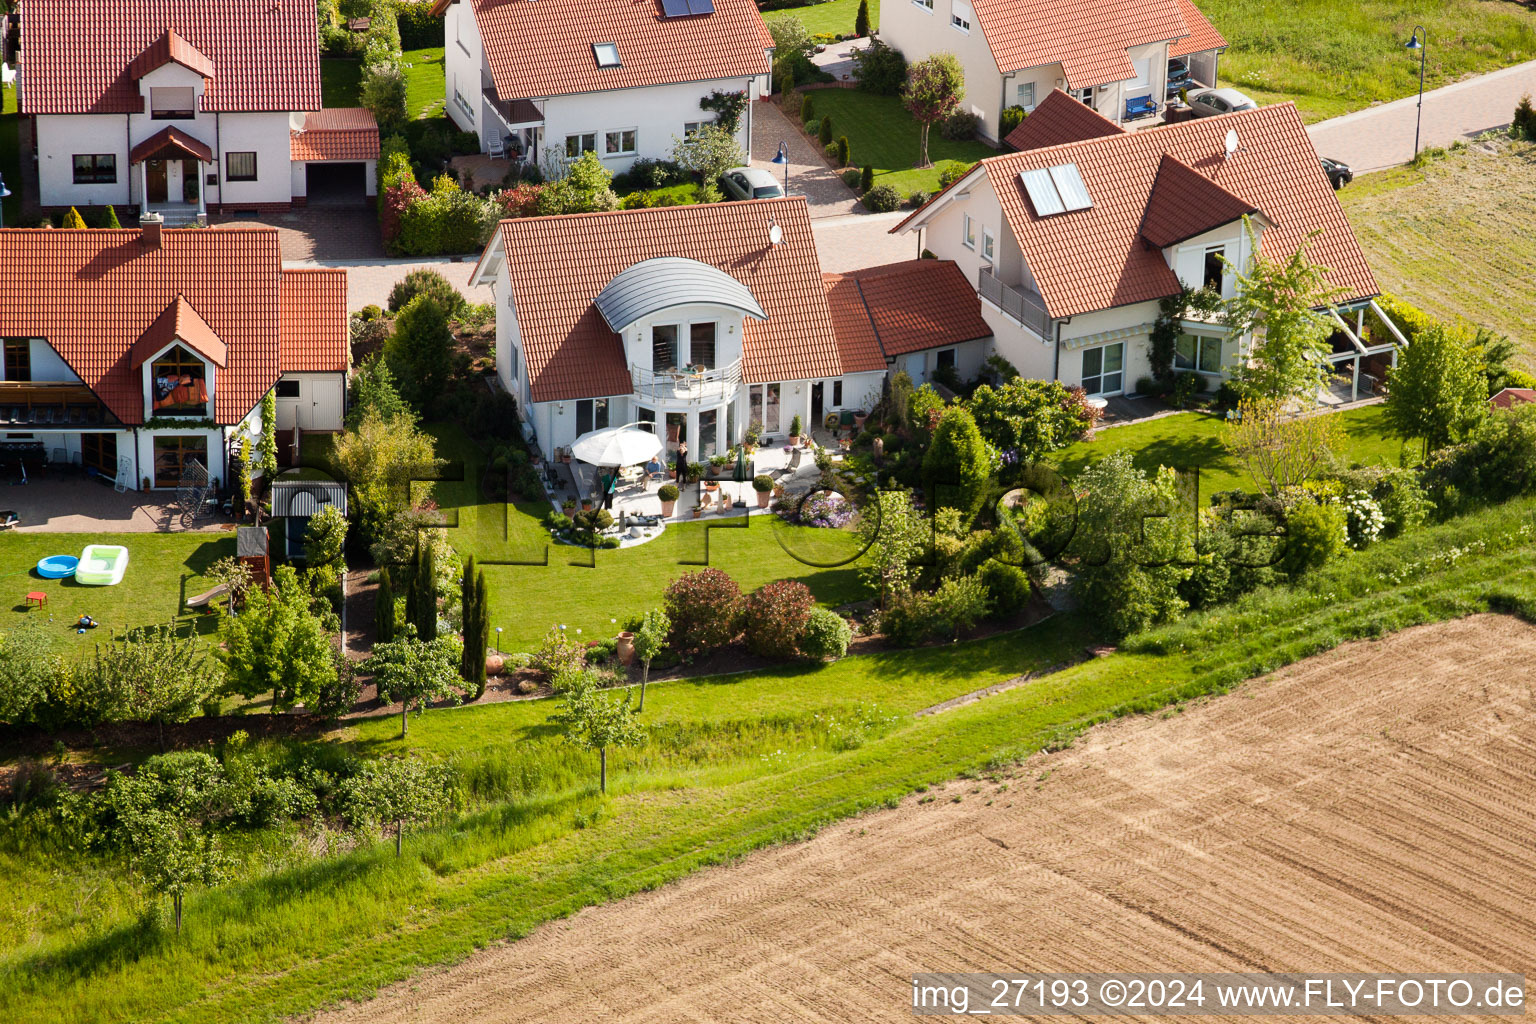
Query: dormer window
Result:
<box><xmin>593</xmin><ymin>42</ymin><xmax>620</xmax><ymax>68</ymax></box>
<box><xmin>1203</xmin><ymin>246</ymin><xmax>1226</xmax><ymax>291</ymax></box>
<box><xmin>151</xmin><ymin>345</ymin><xmax>209</xmax><ymax>415</ymax></box>
<box><xmin>150</xmin><ymin>86</ymin><xmax>196</xmax><ymax>120</ymax></box>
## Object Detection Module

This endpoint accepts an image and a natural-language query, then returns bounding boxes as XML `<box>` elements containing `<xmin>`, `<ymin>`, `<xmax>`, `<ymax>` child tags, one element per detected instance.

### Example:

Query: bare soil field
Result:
<box><xmin>312</xmin><ymin>614</ymin><xmax>1536</xmax><ymax>1023</ymax></box>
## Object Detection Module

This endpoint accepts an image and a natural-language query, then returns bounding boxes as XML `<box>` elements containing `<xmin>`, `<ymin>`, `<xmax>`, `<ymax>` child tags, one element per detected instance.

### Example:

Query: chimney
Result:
<box><xmin>140</xmin><ymin>212</ymin><xmax>164</xmax><ymax>251</ymax></box>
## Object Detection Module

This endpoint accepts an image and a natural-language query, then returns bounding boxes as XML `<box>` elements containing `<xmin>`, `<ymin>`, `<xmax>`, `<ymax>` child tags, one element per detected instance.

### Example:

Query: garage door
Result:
<box><xmin>305</xmin><ymin>162</ymin><xmax>366</xmax><ymax>205</ymax></box>
<box><xmin>301</xmin><ymin>377</ymin><xmax>345</xmax><ymax>431</ymax></box>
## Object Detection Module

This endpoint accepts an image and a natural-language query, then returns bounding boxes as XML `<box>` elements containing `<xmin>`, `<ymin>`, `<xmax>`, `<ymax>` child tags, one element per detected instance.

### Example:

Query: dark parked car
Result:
<box><xmin>1166</xmin><ymin>57</ymin><xmax>1192</xmax><ymax>98</ymax></box>
<box><xmin>1321</xmin><ymin>157</ymin><xmax>1353</xmax><ymax>190</ymax></box>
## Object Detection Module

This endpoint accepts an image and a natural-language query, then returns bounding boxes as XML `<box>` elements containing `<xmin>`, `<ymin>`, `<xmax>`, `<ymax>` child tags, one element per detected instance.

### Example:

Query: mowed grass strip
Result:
<box><xmin>1202</xmin><ymin>0</ymin><xmax>1536</xmax><ymax>123</ymax></box>
<box><xmin>798</xmin><ymin>89</ymin><xmax>993</xmax><ymax>195</ymax></box>
<box><xmin>764</xmin><ymin>0</ymin><xmax>879</xmax><ymax>37</ymax></box>
<box><xmin>6</xmin><ymin>498</ymin><xmax>1535</xmax><ymax>1024</ymax></box>
<box><xmin>1340</xmin><ymin>136</ymin><xmax>1536</xmax><ymax>364</ymax></box>
<box><xmin>318</xmin><ymin>47</ymin><xmax>444</xmax><ymax>117</ymax></box>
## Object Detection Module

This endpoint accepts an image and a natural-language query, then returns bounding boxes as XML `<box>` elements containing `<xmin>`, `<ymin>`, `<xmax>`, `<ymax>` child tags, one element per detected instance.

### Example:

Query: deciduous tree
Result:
<box><xmin>550</xmin><ymin>671</ymin><xmax>646</xmax><ymax>794</ymax></box>
<box><xmin>1221</xmin><ymin>400</ymin><xmax>1344</xmax><ymax>495</ymax></box>
<box><xmin>86</xmin><ymin>623</ymin><xmax>220</xmax><ymax>750</ymax></box>
<box><xmin>671</xmin><ymin>125</ymin><xmax>744</xmax><ymax>203</ymax></box>
<box><xmin>0</xmin><ymin>622</ymin><xmax>59</xmax><ymax>726</ymax></box>
<box><xmin>630</xmin><ymin>608</ymin><xmax>670</xmax><ymax>713</ymax></box>
<box><xmin>903</xmin><ymin>53</ymin><xmax>965</xmax><ymax>167</ymax></box>
<box><xmin>138</xmin><ymin>810</ymin><xmax>230</xmax><ymax>933</ymax></box>
<box><xmin>1384</xmin><ymin>322</ymin><xmax>1489</xmax><ymax>457</ymax></box>
<box><xmin>220</xmin><ymin>566</ymin><xmax>338</xmax><ymax>714</ymax></box>
<box><xmin>340</xmin><ymin>756</ymin><xmax>452</xmax><ymax>856</ymax></box>
<box><xmin>367</xmin><ymin>625</ymin><xmax>462</xmax><ymax>738</ymax></box>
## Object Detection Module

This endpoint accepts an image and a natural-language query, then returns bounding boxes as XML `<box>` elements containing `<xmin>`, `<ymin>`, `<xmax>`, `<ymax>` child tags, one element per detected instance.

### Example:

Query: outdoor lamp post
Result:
<box><xmin>494</xmin><ymin>626</ymin><xmax>503</xmax><ymax>656</ymax></box>
<box><xmin>1405</xmin><ymin>26</ymin><xmax>1427</xmax><ymax>159</ymax></box>
<box><xmin>772</xmin><ymin>141</ymin><xmax>790</xmax><ymax>196</ymax></box>
<box><xmin>0</xmin><ymin>172</ymin><xmax>11</xmax><ymax>228</ymax></box>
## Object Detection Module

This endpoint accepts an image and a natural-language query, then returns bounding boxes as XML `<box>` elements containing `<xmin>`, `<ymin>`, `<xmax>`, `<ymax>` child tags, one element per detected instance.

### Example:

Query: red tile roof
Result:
<box><xmin>131</xmin><ymin>296</ymin><xmax>228</xmax><ymax>369</ymax></box>
<box><xmin>279</xmin><ymin>269</ymin><xmax>350</xmax><ymax>373</ymax></box>
<box><xmin>490</xmin><ymin>198</ymin><xmax>841</xmax><ymax>403</ymax></box>
<box><xmin>1005</xmin><ymin>89</ymin><xmax>1125</xmax><ymax>151</ymax></box>
<box><xmin>0</xmin><ymin>226</ymin><xmax>342</xmax><ymax>424</ymax></box>
<box><xmin>1491</xmin><ymin>387</ymin><xmax>1536</xmax><ymax>410</ymax></box>
<box><xmin>130</xmin><ymin>126</ymin><xmax>214</xmax><ymax>165</ymax></box>
<box><xmin>437</xmin><ymin>0</ymin><xmax>772</xmax><ymax>102</ymax></box>
<box><xmin>1169</xmin><ymin>0</ymin><xmax>1227</xmax><ymax>59</ymax></box>
<box><xmin>290</xmin><ymin>108</ymin><xmax>381</xmax><ymax>162</ymax></box>
<box><xmin>971</xmin><ymin>0</ymin><xmax>1188</xmax><ymax>85</ymax></box>
<box><xmin>1137</xmin><ymin>153</ymin><xmax>1260</xmax><ymax>248</ymax></box>
<box><xmin>20</xmin><ymin>0</ymin><xmax>321</xmax><ymax>115</ymax></box>
<box><xmin>822</xmin><ymin>274</ymin><xmax>888</xmax><ymax>375</ymax></box>
<box><xmin>966</xmin><ymin>102</ymin><xmax>1377</xmax><ymax>319</ymax></box>
<box><xmin>824</xmin><ymin>260</ymin><xmax>990</xmax><ymax>362</ymax></box>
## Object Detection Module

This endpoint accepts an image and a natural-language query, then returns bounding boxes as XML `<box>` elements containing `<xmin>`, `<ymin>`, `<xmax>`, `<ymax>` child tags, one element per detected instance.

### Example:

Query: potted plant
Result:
<box><xmin>709</xmin><ymin>454</ymin><xmax>730</xmax><ymax>477</ymax></box>
<box><xmin>743</xmin><ymin>424</ymin><xmax>762</xmax><ymax>451</ymax></box>
<box><xmin>686</xmin><ymin>462</ymin><xmax>704</xmax><ymax>482</ymax></box>
<box><xmin>580</xmin><ymin>496</ymin><xmax>594</xmax><ymax>511</ymax></box>
<box><xmin>562</xmin><ymin>498</ymin><xmax>578</xmax><ymax>519</ymax></box>
<box><xmin>853</xmin><ymin>409</ymin><xmax>868</xmax><ymax>428</ymax></box>
<box><xmin>658</xmin><ymin>482</ymin><xmax>679</xmax><ymax>517</ymax></box>
<box><xmin>788</xmin><ymin>414</ymin><xmax>803</xmax><ymax>447</ymax></box>
<box><xmin>753</xmin><ymin>474</ymin><xmax>774</xmax><ymax>508</ymax></box>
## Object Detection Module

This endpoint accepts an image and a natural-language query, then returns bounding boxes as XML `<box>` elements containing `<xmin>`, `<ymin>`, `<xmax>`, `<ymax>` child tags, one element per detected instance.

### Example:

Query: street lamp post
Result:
<box><xmin>0</xmin><ymin>172</ymin><xmax>11</xmax><ymax>228</ymax></box>
<box><xmin>1405</xmin><ymin>26</ymin><xmax>1427</xmax><ymax>159</ymax></box>
<box><xmin>771</xmin><ymin>141</ymin><xmax>790</xmax><ymax>196</ymax></box>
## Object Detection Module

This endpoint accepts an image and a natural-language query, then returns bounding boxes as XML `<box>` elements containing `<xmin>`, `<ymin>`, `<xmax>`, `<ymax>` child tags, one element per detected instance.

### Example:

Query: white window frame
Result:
<box><xmin>452</xmin><ymin>73</ymin><xmax>473</xmax><ymax>119</ymax></box>
<box><xmin>962</xmin><ymin>213</ymin><xmax>975</xmax><ymax>249</ymax></box>
<box><xmin>1016</xmin><ymin>81</ymin><xmax>1036</xmax><ymax>110</ymax></box>
<box><xmin>150</xmin><ymin>86</ymin><xmax>196</xmax><ymax>120</ymax></box>
<box><xmin>913</xmin><ymin>0</ymin><xmax>934</xmax><ymax>10</ymax></box>
<box><xmin>565</xmin><ymin>131</ymin><xmax>598</xmax><ymax>157</ymax></box>
<box><xmin>604</xmin><ymin>128</ymin><xmax>637</xmax><ymax>157</ymax></box>
<box><xmin>981</xmin><ymin>227</ymin><xmax>995</xmax><ymax>262</ymax></box>
<box><xmin>593</xmin><ymin>42</ymin><xmax>621</xmax><ymax>68</ymax></box>
<box><xmin>1174</xmin><ymin>333</ymin><xmax>1226</xmax><ymax>375</ymax></box>
<box><xmin>1203</xmin><ymin>244</ymin><xmax>1228</xmax><ymax>293</ymax></box>
<box><xmin>683</xmin><ymin>119</ymin><xmax>714</xmax><ymax>137</ymax></box>
<box><xmin>950</xmin><ymin>0</ymin><xmax>972</xmax><ymax>33</ymax></box>
<box><xmin>1080</xmin><ymin>342</ymin><xmax>1125</xmax><ymax>397</ymax></box>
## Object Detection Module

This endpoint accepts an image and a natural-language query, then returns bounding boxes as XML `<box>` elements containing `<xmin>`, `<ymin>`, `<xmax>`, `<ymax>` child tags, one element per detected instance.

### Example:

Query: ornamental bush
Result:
<box><xmin>1341</xmin><ymin>492</ymin><xmax>1385</xmax><ymax>549</ymax></box>
<box><xmin>742</xmin><ymin>580</ymin><xmax>815</xmax><ymax>658</ymax></box>
<box><xmin>664</xmin><ymin>568</ymin><xmax>743</xmax><ymax>653</ymax></box>
<box><xmin>978</xmin><ymin>560</ymin><xmax>1031</xmax><ymax>617</ymax></box>
<box><xmin>797</xmin><ymin>607</ymin><xmax>852</xmax><ymax>661</ymax></box>
<box><xmin>852</xmin><ymin>39</ymin><xmax>907</xmax><ymax>96</ymax></box>
<box><xmin>1280</xmin><ymin>500</ymin><xmax>1347</xmax><ymax>577</ymax></box>
<box><xmin>861</xmin><ymin>183</ymin><xmax>903</xmax><ymax>212</ymax></box>
<box><xmin>387</xmin><ymin>268</ymin><xmax>466</xmax><ymax>316</ymax></box>
<box><xmin>1000</xmin><ymin>105</ymin><xmax>1026</xmax><ymax>137</ymax></box>
<box><xmin>931</xmin><ymin>575</ymin><xmax>990</xmax><ymax>638</ymax></box>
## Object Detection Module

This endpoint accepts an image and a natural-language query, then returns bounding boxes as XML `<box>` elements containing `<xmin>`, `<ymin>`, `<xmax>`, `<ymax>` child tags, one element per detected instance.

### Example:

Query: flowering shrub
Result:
<box><xmin>797</xmin><ymin>606</ymin><xmax>853</xmax><ymax>661</ymax></box>
<box><xmin>782</xmin><ymin>489</ymin><xmax>854</xmax><ymax>528</ymax></box>
<box><xmin>663</xmin><ymin>568</ymin><xmax>743</xmax><ymax>653</ymax></box>
<box><xmin>530</xmin><ymin>625</ymin><xmax>585</xmax><ymax>683</ymax></box>
<box><xmin>742</xmin><ymin>580</ymin><xmax>815</xmax><ymax>658</ymax></box>
<box><xmin>1342</xmin><ymin>491</ymin><xmax>1385</xmax><ymax>549</ymax></box>
<box><xmin>492</xmin><ymin>182</ymin><xmax>544</xmax><ymax>218</ymax></box>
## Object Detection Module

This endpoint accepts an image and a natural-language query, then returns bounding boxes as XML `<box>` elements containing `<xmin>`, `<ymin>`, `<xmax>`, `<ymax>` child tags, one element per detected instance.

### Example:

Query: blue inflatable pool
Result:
<box><xmin>36</xmin><ymin>555</ymin><xmax>79</xmax><ymax>579</ymax></box>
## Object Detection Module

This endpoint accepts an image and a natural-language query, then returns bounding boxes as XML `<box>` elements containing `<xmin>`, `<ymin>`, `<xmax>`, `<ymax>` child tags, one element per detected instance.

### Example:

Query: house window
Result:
<box><xmin>1175</xmin><ymin>334</ymin><xmax>1226</xmax><ymax>374</ymax></box>
<box><xmin>832</xmin><ymin>379</ymin><xmax>843</xmax><ymax>406</ymax></box>
<box><xmin>153</xmin><ymin>435</ymin><xmax>208</xmax><ymax>488</ymax></box>
<box><xmin>3</xmin><ymin>339</ymin><xmax>30</xmax><ymax>382</ymax></box>
<box><xmin>913</xmin><ymin>0</ymin><xmax>933</xmax><ymax>9</ymax></box>
<box><xmin>565</xmin><ymin>132</ymin><xmax>597</xmax><ymax>157</ymax></box>
<box><xmin>80</xmin><ymin>432</ymin><xmax>117</xmax><ymax>476</ymax></box>
<box><xmin>72</xmin><ymin>154</ymin><xmax>117</xmax><ymax>184</ymax></box>
<box><xmin>275</xmin><ymin>379</ymin><xmax>302</xmax><ymax>398</ymax></box>
<box><xmin>605</xmin><ymin>128</ymin><xmax>637</xmax><ymax>156</ymax></box>
<box><xmin>683</xmin><ymin>120</ymin><xmax>713</xmax><ymax>137</ymax></box>
<box><xmin>700</xmin><ymin>408</ymin><xmax>717</xmax><ymax>456</ymax></box>
<box><xmin>1081</xmin><ymin>342</ymin><xmax>1124</xmax><ymax>396</ymax></box>
<box><xmin>749</xmin><ymin>382</ymin><xmax>781</xmax><ymax>435</ymax></box>
<box><xmin>575</xmin><ymin>397</ymin><xmax>610</xmax><ymax>436</ymax></box>
<box><xmin>452</xmin><ymin>74</ymin><xmax>473</xmax><ymax>118</ymax></box>
<box><xmin>1016</xmin><ymin>81</ymin><xmax>1036</xmax><ymax>110</ymax></box>
<box><xmin>950</xmin><ymin>0</ymin><xmax>972</xmax><ymax>32</ymax></box>
<box><xmin>652</xmin><ymin>324</ymin><xmax>678</xmax><ymax>370</ymax></box>
<box><xmin>150</xmin><ymin>87</ymin><xmax>196</xmax><ymax>119</ymax></box>
<box><xmin>150</xmin><ymin>345</ymin><xmax>209</xmax><ymax>415</ymax></box>
<box><xmin>1203</xmin><ymin>246</ymin><xmax>1226</xmax><ymax>290</ymax></box>
<box><xmin>226</xmin><ymin>152</ymin><xmax>258</xmax><ymax>182</ymax></box>
<box><xmin>962</xmin><ymin>214</ymin><xmax>975</xmax><ymax>248</ymax></box>
<box><xmin>981</xmin><ymin>227</ymin><xmax>995</xmax><ymax>262</ymax></box>
<box><xmin>689</xmin><ymin>322</ymin><xmax>716</xmax><ymax>370</ymax></box>
<box><xmin>636</xmin><ymin>406</ymin><xmax>656</xmax><ymax>433</ymax></box>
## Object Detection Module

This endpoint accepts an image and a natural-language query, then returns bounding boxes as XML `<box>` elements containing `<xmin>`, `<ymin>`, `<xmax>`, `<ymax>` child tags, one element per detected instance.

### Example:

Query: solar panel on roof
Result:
<box><xmin>686</xmin><ymin>0</ymin><xmax>715</xmax><ymax>12</ymax></box>
<box><xmin>1019</xmin><ymin>168</ymin><xmax>1064</xmax><ymax>216</ymax></box>
<box><xmin>1049</xmin><ymin>163</ymin><xmax>1092</xmax><ymax>211</ymax></box>
<box><xmin>660</xmin><ymin>0</ymin><xmax>691</xmax><ymax>16</ymax></box>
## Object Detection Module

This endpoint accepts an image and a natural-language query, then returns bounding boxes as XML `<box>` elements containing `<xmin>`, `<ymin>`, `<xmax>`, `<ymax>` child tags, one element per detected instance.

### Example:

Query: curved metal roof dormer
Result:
<box><xmin>593</xmin><ymin>257</ymin><xmax>768</xmax><ymax>333</ymax></box>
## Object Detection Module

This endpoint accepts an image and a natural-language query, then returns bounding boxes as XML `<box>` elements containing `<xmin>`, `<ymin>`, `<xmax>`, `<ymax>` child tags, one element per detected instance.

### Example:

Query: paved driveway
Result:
<box><xmin>303</xmin><ymin>259</ymin><xmax>493</xmax><ymax>312</ymax></box>
<box><xmin>210</xmin><ymin>204</ymin><xmax>385</xmax><ymax>261</ymax></box>
<box><xmin>750</xmin><ymin>98</ymin><xmax>861</xmax><ymax>218</ymax></box>
<box><xmin>811</xmin><ymin>210</ymin><xmax>923</xmax><ymax>273</ymax></box>
<box><xmin>1307</xmin><ymin>58</ymin><xmax>1536</xmax><ymax>173</ymax></box>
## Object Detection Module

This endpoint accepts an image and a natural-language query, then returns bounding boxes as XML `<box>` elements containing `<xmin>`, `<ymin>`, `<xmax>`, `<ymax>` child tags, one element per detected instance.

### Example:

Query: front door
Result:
<box><xmin>80</xmin><ymin>433</ymin><xmax>117</xmax><ymax>476</ymax></box>
<box><xmin>145</xmin><ymin>161</ymin><xmax>168</xmax><ymax>204</ymax></box>
<box><xmin>810</xmin><ymin>381</ymin><xmax>824</xmax><ymax>431</ymax></box>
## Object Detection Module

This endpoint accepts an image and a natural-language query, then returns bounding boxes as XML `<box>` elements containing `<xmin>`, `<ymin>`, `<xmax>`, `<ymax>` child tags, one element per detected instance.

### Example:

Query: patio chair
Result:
<box><xmin>487</xmin><ymin>133</ymin><xmax>506</xmax><ymax>159</ymax></box>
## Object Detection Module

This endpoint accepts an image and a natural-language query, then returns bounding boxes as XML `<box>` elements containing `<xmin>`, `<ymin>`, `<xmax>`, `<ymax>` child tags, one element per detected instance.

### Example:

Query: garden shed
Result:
<box><xmin>271</xmin><ymin>479</ymin><xmax>347</xmax><ymax>560</ymax></box>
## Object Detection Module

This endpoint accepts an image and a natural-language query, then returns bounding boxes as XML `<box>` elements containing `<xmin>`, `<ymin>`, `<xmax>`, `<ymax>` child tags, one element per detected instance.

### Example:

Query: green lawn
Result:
<box><xmin>2</xmin><ymin>83</ymin><xmax>20</xmax><ymax>226</ymax></box>
<box><xmin>8</xmin><ymin>496</ymin><xmax>1536</xmax><ymax>1024</ymax></box>
<box><xmin>420</xmin><ymin>425</ymin><xmax>866</xmax><ymax>652</ymax></box>
<box><xmin>1339</xmin><ymin>136</ymin><xmax>1536</xmax><ymax>364</ymax></box>
<box><xmin>765</xmin><ymin>0</ymin><xmax>878</xmax><ymax>37</ymax></box>
<box><xmin>799</xmin><ymin>89</ymin><xmax>992</xmax><ymax>195</ymax></box>
<box><xmin>0</xmin><ymin>533</ymin><xmax>235</xmax><ymax>648</ymax></box>
<box><xmin>1203</xmin><ymin>0</ymin><xmax>1536</xmax><ymax>123</ymax></box>
<box><xmin>320</xmin><ymin>47</ymin><xmax>444</xmax><ymax>118</ymax></box>
<box><xmin>1053</xmin><ymin>404</ymin><xmax>1405</xmax><ymax>496</ymax></box>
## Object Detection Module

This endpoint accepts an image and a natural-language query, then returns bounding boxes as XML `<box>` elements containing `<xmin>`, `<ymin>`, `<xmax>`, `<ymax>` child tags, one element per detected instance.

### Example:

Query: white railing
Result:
<box><xmin>979</xmin><ymin>267</ymin><xmax>1052</xmax><ymax>339</ymax></box>
<box><xmin>630</xmin><ymin>359</ymin><xmax>742</xmax><ymax>404</ymax></box>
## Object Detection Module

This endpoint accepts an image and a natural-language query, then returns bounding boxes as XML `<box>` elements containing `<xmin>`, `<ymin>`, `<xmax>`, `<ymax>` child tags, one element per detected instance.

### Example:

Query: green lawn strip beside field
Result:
<box><xmin>8</xmin><ymin>498</ymin><xmax>1535</xmax><ymax>1023</ymax></box>
<box><xmin>764</xmin><ymin>0</ymin><xmax>878</xmax><ymax>37</ymax></box>
<box><xmin>1051</xmin><ymin>404</ymin><xmax>1403</xmax><ymax>496</ymax></box>
<box><xmin>1339</xmin><ymin>137</ymin><xmax>1536</xmax><ymax>364</ymax></box>
<box><xmin>0</xmin><ymin>533</ymin><xmax>233</xmax><ymax>649</ymax></box>
<box><xmin>1203</xmin><ymin>0</ymin><xmax>1536</xmax><ymax>124</ymax></box>
<box><xmin>797</xmin><ymin>90</ymin><xmax>992</xmax><ymax>196</ymax></box>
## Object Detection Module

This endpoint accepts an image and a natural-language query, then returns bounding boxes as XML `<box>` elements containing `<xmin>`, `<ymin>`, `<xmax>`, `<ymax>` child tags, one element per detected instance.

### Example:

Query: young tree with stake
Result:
<box><xmin>342</xmin><ymin>756</ymin><xmax>452</xmax><ymax>857</ymax></box>
<box><xmin>366</xmin><ymin>625</ymin><xmax>462</xmax><ymax>737</ymax></box>
<box><xmin>903</xmin><ymin>54</ymin><xmax>965</xmax><ymax>167</ymax></box>
<box><xmin>630</xmin><ymin>608</ymin><xmax>670</xmax><ymax>713</ymax></box>
<box><xmin>139</xmin><ymin>811</ymin><xmax>229</xmax><ymax>933</ymax></box>
<box><xmin>550</xmin><ymin>672</ymin><xmax>646</xmax><ymax>794</ymax></box>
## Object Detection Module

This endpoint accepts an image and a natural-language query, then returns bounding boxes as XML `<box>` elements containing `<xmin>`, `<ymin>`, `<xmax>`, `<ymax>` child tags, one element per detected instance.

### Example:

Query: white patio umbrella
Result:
<box><xmin>569</xmin><ymin>423</ymin><xmax>663</xmax><ymax>467</ymax></box>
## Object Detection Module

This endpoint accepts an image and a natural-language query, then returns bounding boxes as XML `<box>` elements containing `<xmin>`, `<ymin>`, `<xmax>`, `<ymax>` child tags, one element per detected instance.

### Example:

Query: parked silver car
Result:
<box><xmin>1186</xmin><ymin>87</ymin><xmax>1259</xmax><ymax>117</ymax></box>
<box><xmin>719</xmin><ymin>166</ymin><xmax>785</xmax><ymax>201</ymax></box>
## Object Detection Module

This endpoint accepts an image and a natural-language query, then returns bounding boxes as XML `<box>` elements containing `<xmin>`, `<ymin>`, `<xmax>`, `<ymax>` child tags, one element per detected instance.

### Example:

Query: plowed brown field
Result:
<box><xmin>313</xmin><ymin>614</ymin><xmax>1536</xmax><ymax>1023</ymax></box>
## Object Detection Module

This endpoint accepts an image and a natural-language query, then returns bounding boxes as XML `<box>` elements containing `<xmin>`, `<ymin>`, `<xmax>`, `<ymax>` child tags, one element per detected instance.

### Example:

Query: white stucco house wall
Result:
<box><xmin>432</xmin><ymin>0</ymin><xmax>772</xmax><ymax>173</ymax></box>
<box><xmin>894</xmin><ymin>91</ymin><xmax>1404</xmax><ymax>403</ymax></box>
<box><xmin>18</xmin><ymin>0</ymin><xmax>378</xmax><ymax>223</ymax></box>
<box><xmin>0</xmin><ymin>222</ymin><xmax>347</xmax><ymax>491</ymax></box>
<box><xmin>879</xmin><ymin>0</ymin><xmax>1227</xmax><ymax>143</ymax></box>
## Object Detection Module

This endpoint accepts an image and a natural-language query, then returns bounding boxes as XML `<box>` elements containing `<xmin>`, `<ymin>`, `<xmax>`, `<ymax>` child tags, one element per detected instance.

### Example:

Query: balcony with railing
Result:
<box><xmin>630</xmin><ymin>359</ymin><xmax>742</xmax><ymax>405</ymax></box>
<box><xmin>978</xmin><ymin>267</ymin><xmax>1052</xmax><ymax>339</ymax></box>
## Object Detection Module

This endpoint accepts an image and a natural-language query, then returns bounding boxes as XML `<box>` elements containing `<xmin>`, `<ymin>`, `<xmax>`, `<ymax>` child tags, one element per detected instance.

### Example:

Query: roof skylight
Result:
<box><xmin>592</xmin><ymin>42</ymin><xmax>621</xmax><ymax>68</ymax></box>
